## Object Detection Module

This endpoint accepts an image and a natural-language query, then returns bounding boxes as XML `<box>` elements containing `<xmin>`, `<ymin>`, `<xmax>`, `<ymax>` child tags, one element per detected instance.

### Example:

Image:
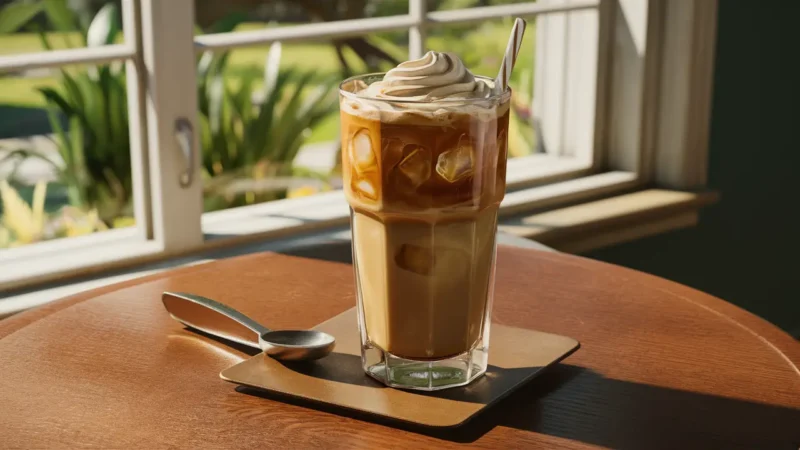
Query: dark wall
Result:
<box><xmin>586</xmin><ymin>0</ymin><xmax>800</xmax><ymax>336</ymax></box>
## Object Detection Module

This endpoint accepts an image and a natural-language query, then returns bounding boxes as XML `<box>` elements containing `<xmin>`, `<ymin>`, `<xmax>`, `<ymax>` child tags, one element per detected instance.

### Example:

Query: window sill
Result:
<box><xmin>0</xmin><ymin>231</ymin><xmax>165</xmax><ymax>289</ymax></box>
<box><xmin>0</xmin><ymin>168</ymin><xmax>634</xmax><ymax>293</ymax></box>
<box><xmin>1</xmin><ymin>183</ymin><xmax>716</xmax><ymax>319</ymax></box>
<box><xmin>500</xmin><ymin>189</ymin><xmax>719</xmax><ymax>253</ymax></box>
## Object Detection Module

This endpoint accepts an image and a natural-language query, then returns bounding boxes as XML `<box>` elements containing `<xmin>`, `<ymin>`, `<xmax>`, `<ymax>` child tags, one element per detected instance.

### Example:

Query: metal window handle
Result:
<box><xmin>174</xmin><ymin>118</ymin><xmax>194</xmax><ymax>188</ymax></box>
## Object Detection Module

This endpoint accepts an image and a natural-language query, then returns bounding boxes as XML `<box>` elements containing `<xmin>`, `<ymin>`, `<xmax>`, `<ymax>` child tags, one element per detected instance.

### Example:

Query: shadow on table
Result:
<box><xmin>237</xmin><ymin>363</ymin><xmax>800</xmax><ymax>449</ymax></box>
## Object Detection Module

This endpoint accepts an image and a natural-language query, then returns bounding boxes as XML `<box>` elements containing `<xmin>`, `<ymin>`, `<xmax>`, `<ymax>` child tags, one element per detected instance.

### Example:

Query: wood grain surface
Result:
<box><xmin>1</xmin><ymin>246</ymin><xmax>799</xmax><ymax>449</ymax></box>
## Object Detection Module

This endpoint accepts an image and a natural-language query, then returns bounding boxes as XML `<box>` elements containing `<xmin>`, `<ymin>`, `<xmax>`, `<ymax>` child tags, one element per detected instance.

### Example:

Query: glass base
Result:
<box><xmin>362</xmin><ymin>343</ymin><xmax>488</xmax><ymax>391</ymax></box>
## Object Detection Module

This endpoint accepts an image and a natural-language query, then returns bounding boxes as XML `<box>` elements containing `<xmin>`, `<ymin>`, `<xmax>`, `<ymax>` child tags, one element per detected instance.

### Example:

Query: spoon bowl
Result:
<box><xmin>260</xmin><ymin>330</ymin><xmax>336</xmax><ymax>361</ymax></box>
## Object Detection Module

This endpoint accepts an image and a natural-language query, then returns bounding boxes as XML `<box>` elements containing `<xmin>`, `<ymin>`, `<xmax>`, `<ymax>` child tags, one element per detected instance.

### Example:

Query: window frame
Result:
<box><xmin>0</xmin><ymin>0</ymin><xmax>717</xmax><ymax>292</ymax></box>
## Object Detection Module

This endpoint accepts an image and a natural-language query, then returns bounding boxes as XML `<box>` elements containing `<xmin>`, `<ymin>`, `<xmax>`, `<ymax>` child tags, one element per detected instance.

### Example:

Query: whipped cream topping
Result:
<box><xmin>363</xmin><ymin>51</ymin><xmax>492</xmax><ymax>101</ymax></box>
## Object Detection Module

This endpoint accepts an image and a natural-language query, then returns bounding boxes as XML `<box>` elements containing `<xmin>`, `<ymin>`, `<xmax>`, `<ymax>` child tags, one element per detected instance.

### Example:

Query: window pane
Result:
<box><xmin>195</xmin><ymin>0</ymin><xmax>408</xmax><ymax>30</ymax></box>
<box><xmin>0</xmin><ymin>63</ymin><xmax>138</xmax><ymax>250</ymax></box>
<box><xmin>194</xmin><ymin>1</ymin><xmax>542</xmax><ymax>215</ymax></box>
<box><xmin>0</xmin><ymin>1</ymin><xmax>125</xmax><ymax>56</ymax></box>
<box><xmin>196</xmin><ymin>3</ymin><xmax>407</xmax><ymax>212</ymax></box>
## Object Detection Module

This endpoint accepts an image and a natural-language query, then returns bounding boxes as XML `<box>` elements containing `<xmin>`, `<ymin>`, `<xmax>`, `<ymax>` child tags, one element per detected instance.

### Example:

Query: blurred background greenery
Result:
<box><xmin>0</xmin><ymin>0</ymin><xmax>538</xmax><ymax>248</ymax></box>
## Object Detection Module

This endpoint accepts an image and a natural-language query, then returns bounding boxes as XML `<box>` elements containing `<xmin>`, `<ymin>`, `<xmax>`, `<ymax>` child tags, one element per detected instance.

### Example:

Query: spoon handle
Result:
<box><xmin>162</xmin><ymin>291</ymin><xmax>269</xmax><ymax>350</ymax></box>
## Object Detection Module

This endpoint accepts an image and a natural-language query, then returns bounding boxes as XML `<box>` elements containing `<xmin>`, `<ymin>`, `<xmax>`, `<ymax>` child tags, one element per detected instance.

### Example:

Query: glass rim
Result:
<box><xmin>339</xmin><ymin>72</ymin><xmax>511</xmax><ymax>105</ymax></box>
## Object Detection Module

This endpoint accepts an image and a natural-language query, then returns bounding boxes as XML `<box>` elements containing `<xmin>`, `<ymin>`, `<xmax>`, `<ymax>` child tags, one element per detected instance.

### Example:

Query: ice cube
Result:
<box><xmin>381</xmin><ymin>137</ymin><xmax>405</xmax><ymax>170</ymax></box>
<box><xmin>436</xmin><ymin>135</ymin><xmax>474</xmax><ymax>183</ymax></box>
<box><xmin>350</xmin><ymin>129</ymin><xmax>376</xmax><ymax>174</ymax></box>
<box><xmin>354</xmin><ymin>178</ymin><xmax>378</xmax><ymax>200</ymax></box>
<box><xmin>395</xmin><ymin>244</ymin><xmax>434</xmax><ymax>275</ymax></box>
<box><xmin>397</xmin><ymin>145</ymin><xmax>431</xmax><ymax>188</ymax></box>
<box><xmin>395</xmin><ymin>243</ymin><xmax>472</xmax><ymax>276</ymax></box>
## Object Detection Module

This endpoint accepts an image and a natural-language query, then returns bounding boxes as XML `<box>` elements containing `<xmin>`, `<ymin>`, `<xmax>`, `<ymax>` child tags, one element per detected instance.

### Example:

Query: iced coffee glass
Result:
<box><xmin>340</xmin><ymin>71</ymin><xmax>510</xmax><ymax>391</ymax></box>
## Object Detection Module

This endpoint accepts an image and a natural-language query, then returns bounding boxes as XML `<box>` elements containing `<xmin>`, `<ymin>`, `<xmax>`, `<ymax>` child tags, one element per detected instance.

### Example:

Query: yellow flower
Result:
<box><xmin>287</xmin><ymin>186</ymin><xmax>318</xmax><ymax>199</ymax></box>
<box><xmin>0</xmin><ymin>180</ymin><xmax>46</xmax><ymax>244</ymax></box>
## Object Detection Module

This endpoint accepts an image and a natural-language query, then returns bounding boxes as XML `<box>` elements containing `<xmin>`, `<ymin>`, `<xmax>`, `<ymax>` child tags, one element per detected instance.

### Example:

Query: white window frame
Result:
<box><xmin>0</xmin><ymin>0</ymin><xmax>718</xmax><ymax>292</ymax></box>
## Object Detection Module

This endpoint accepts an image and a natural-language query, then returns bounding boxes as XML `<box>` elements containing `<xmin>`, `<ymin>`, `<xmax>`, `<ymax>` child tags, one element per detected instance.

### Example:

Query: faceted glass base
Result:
<box><xmin>362</xmin><ymin>343</ymin><xmax>489</xmax><ymax>391</ymax></box>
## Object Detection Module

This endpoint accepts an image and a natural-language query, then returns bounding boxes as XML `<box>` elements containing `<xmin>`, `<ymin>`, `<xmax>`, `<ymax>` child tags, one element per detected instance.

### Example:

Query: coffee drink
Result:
<box><xmin>340</xmin><ymin>51</ymin><xmax>510</xmax><ymax>389</ymax></box>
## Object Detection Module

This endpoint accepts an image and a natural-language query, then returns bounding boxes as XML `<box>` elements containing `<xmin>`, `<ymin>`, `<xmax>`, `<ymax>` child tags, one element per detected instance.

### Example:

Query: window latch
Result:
<box><xmin>174</xmin><ymin>118</ymin><xmax>194</xmax><ymax>188</ymax></box>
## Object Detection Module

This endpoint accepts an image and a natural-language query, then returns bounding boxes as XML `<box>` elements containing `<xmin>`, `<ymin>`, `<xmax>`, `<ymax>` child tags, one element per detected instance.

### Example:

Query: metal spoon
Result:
<box><xmin>162</xmin><ymin>291</ymin><xmax>335</xmax><ymax>361</ymax></box>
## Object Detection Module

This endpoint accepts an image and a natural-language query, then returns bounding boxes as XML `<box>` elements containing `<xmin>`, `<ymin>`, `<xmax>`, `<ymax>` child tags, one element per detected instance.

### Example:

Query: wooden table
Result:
<box><xmin>1</xmin><ymin>247</ymin><xmax>798</xmax><ymax>449</ymax></box>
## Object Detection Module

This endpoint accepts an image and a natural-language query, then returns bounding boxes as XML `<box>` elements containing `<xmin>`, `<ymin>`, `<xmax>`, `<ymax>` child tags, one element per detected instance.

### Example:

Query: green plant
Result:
<box><xmin>197</xmin><ymin>42</ymin><xmax>339</xmax><ymax>210</ymax></box>
<box><xmin>0</xmin><ymin>0</ymin><xmax>108</xmax><ymax>34</ymax></box>
<box><xmin>1</xmin><ymin>4</ymin><xmax>338</xmax><ymax>222</ymax></box>
<box><xmin>0</xmin><ymin>0</ymin><xmax>44</xmax><ymax>34</ymax></box>
<box><xmin>1</xmin><ymin>2</ymin><xmax>131</xmax><ymax>224</ymax></box>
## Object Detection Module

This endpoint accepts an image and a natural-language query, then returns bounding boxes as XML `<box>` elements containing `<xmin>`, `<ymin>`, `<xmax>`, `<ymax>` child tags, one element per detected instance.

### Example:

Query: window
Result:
<box><xmin>0</xmin><ymin>0</ymin><xmax>157</xmax><ymax>290</ymax></box>
<box><xmin>0</xmin><ymin>0</ymin><xmax>718</xmax><ymax>291</ymax></box>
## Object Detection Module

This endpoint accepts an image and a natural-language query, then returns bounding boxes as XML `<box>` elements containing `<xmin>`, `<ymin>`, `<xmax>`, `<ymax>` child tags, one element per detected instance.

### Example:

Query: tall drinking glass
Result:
<box><xmin>339</xmin><ymin>74</ymin><xmax>511</xmax><ymax>391</ymax></box>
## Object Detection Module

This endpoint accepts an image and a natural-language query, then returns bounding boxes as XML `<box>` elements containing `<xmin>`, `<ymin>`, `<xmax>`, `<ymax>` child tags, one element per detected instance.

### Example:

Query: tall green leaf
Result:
<box><xmin>247</xmin><ymin>69</ymin><xmax>294</xmax><ymax>161</ymax></box>
<box><xmin>59</xmin><ymin>69</ymin><xmax>85</xmax><ymax>114</ymax></box>
<box><xmin>37</xmin><ymin>87</ymin><xmax>75</xmax><ymax>117</ymax></box>
<box><xmin>208</xmin><ymin>75</ymin><xmax>225</xmax><ymax>135</ymax></box>
<box><xmin>228</xmin><ymin>69</ymin><xmax>257</xmax><ymax>125</ymax></box>
<box><xmin>280</xmin><ymin>83</ymin><xmax>336</xmax><ymax>164</ymax></box>
<box><xmin>268</xmin><ymin>70</ymin><xmax>316</xmax><ymax>160</ymax></box>
<box><xmin>43</xmin><ymin>0</ymin><xmax>78</xmax><ymax>32</ymax></box>
<box><xmin>67</xmin><ymin>115</ymin><xmax>86</xmax><ymax>189</ymax></box>
<box><xmin>41</xmin><ymin>98</ymin><xmax>74</xmax><ymax>188</ymax></box>
<box><xmin>0</xmin><ymin>2</ymin><xmax>43</xmax><ymax>33</ymax></box>
<box><xmin>34</xmin><ymin>23</ymin><xmax>53</xmax><ymax>49</ymax></box>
